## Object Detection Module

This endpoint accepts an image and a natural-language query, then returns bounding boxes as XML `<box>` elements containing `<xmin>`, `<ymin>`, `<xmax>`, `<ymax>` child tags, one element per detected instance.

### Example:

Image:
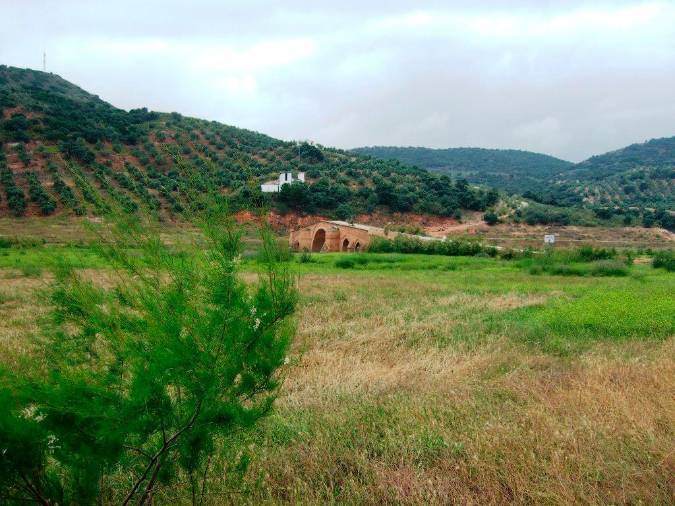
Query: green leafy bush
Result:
<box><xmin>653</xmin><ymin>250</ymin><xmax>675</xmax><ymax>272</ymax></box>
<box><xmin>335</xmin><ymin>257</ymin><xmax>356</xmax><ymax>269</ymax></box>
<box><xmin>576</xmin><ymin>246</ymin><xmax>616</xmax><ymax>262</ymax></box>
<box><xmin>368</xmin><ymin>235</ymin><xmax>497</xmax><ymax>257</ymax></box>
<box><xmin>484</xmin><ymin>211</ymin><xmax>499</xmax><ymax>225</ymax></box>
<box><xmin>590</xmin><ymin>260</ymin><xmax>628</xmax><ymax>277</ymax></box>
<box><xmin>0</xmin><ymin>214</ymin><xmax>297</xmax><ymax>504</ymax></box>
<box><xmin>298</xmin><ymin>250</ymin><xmax>316</xmax><ymax>263</ymax></box>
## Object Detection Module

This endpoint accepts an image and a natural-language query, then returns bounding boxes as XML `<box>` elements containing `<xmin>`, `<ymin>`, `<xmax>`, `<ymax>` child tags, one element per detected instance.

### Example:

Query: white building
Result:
<box><xmin>260</xmin><ymin>172</ymin><xmax>306</xmax><ymax>193</ymax></box>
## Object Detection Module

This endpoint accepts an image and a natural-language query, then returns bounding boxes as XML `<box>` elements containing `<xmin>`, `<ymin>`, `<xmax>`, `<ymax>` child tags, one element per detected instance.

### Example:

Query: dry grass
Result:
<box><xmin>1</xmin><ymin>265</ymin><xmax>673</xmax><ymax>505</ymax></box>
<box><xmin>199</xmin><ymin>270</ymin><xmax>674</xmax><ymax>505</ymax></box>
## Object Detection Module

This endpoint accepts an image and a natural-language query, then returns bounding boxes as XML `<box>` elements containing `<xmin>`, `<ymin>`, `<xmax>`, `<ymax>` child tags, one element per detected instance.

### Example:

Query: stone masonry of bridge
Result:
<box><xmin>289</xmin><ymin>220</ymin><xmax>389</xmax><ymax>252</ymax></box>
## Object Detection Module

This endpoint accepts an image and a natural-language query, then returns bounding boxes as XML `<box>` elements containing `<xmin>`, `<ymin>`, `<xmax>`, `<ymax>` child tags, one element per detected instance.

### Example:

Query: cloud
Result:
<box><xmin>1</xmin><ymin>1</ymin><xmax>674</xmax><ymax>161</ymax></box>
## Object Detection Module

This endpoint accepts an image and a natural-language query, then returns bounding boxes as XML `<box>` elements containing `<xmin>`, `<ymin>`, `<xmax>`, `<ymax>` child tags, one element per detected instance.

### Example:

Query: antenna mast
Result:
<box><xmin>43</xmin><ymin>51</ymin><xmax>46</xmax><ymax>72</ymax></box>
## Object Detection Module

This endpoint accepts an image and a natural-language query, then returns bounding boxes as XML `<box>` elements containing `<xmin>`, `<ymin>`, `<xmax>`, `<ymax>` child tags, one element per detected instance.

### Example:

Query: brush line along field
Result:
<box><xmin>0</xmin><ymin>236</ymin><xmax>674</xmax><ymax>504</ymax></box>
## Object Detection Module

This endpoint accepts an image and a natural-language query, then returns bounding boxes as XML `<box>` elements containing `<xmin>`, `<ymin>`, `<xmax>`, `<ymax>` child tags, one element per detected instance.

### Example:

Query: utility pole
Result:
<box><xmin>43</xmin><ymin>51</ymin><xmax>46</xmax><ymax>72</ymax></box>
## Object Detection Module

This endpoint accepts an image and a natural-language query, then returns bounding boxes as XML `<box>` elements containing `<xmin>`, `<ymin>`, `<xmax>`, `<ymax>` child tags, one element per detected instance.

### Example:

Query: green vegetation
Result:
<box><xmin>353</xmin><ymin>140</ymin><xmax>675</xmax><ymax>230</ymax></box>
<box><xmin>367</xmin><ymin>235</ymin><xmax>498</xmax><ymax>257</ymax></box>
<box><xmin>26</xmin><ymin>172</ymin><xmax>56</xmax><ymax>215</ymax></box>
<box><xmin>66</xmin><ymin>162</ymin><xmax>110</xmax><ymax>214</ymax></box>
<box><xmin>14</xmin><ymin>142</ymin><xmax>31</xmax><ymax>166</ymax></box>
<box><xmin>653</xmin><ymin>249</ymin><xmax>675</xmax><ymax>271</ymax></box>
<box><xmin>0</xmin><ymin>151</ymin><xmax>26</xmax><ymax>216</ymax></box>
<box><xmin>0</xmin><ymin>228</ymin><xmax>673</xmax><ymax>503</ymax></box>
<box><xmin>47</xmin><ymin>162</ymin><xmax>84</xmax><ymax>215</ymax></box>
<box><xmin>0</xmin><ymin>64</ymin><xmax>673</xmax><ymax>505</ymax></box>
<box><xmin>0</xmin><ymin>66</ymin><xmax>498</xmax><ymax>220</ymax></box>
<box><xmin>352</xmin><ymin>146</ymin><xmax>573</xmax><ymax>194</ymax></box>
<box><xmin>0</xmin><ymin>213</ymin><xmax>296</xmax><ymax>504</ymax></box>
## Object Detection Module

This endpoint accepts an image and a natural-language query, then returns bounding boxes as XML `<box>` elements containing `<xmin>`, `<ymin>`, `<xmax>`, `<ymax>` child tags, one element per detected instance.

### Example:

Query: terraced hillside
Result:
<box><xmin>0</xmin><ymin>66</ymin><xmax>495</xmax><ymax>220</ymax></box>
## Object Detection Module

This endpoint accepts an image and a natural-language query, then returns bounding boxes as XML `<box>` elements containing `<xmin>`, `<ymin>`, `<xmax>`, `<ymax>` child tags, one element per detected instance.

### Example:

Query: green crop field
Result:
<box><xmin>1</xmin><ymin>228</ymin><xmax>673</xmax><ymax>504</ymax></box>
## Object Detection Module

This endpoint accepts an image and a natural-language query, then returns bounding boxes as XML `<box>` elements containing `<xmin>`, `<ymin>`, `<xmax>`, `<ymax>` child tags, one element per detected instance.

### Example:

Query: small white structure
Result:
<box><xmin>260</xmin><ymin>172</ymin><xmax>306</xmax><ymax>193</ymax></box>
<box><xmin>544</xmin><ymin>234</ymin><xmax>556</xmax><ymax>245</ymax></box>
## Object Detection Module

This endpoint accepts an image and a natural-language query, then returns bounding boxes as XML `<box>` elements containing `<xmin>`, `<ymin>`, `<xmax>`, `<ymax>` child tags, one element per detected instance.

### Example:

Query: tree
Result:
<box><xmin>335</xmin><ymin>202</ymin><xmax>356</xmax><ymax>221</ymax></box>
<box><xmin>298</xmin><ymin>142</ymin><xmax>324</xmax><ymax>163</ymax></box>
<box><xmin>278</xmin><ymin>181</ymin><xmax>312</xmax><ymax>212</ymax></box>
<box><xmin>59</xmin><ymin>137</ymin><xmax>95</xmax><ymax>164</ymax></box>
<box><xmin>0</xmin><ymin>208</ymin><xmax>297</xmax><ymax>504</ymax></box>
<box><xmin>483</xmin><ymin>211</ymin><xmax>499</xmax><ymax>226</ymax></box>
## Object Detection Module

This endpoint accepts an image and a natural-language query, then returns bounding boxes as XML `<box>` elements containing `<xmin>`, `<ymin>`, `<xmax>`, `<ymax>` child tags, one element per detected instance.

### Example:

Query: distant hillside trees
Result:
<box><xmin>352</xmin><ymin>146</ymin><xmax>573</xmax><ymax>194</ymax></box>
<box><xmin>298</xmin><ymin>142</ymin><xmax>324</xmax><ymax>162</ymax></box>
<box><xmin>0</xmin><ymin>113</ymin><xmax>30</xmax><ymax>142</ymax></box>
<box><xmin>0</xmin><ymin>151</ymin><xmax>26</xmax><ymax>216</ymax></box>
<box><xmin>59</xmin><ymin>137</ymin><xmax>95</xmax><ymax>164</ymax></box>
<box><xmin>26</xmin><ymin>172</ymin><xmax>56</xmax><ymax>215</ymax></box>
<box><xmin>484</xmin><ymin>211</ymin><xmax>499</xmax><ymax>225</ymax></box>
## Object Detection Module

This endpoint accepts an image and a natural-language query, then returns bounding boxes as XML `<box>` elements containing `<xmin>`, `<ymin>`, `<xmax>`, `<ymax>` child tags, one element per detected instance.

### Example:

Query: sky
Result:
<box><xmin>2</xmin><ymin>1</ymin><xmax>675</xmax><ymax>162</ymax></box>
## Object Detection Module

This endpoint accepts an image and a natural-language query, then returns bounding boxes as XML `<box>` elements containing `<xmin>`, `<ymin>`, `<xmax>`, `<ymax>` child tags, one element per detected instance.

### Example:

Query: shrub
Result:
<box><xmin>590</xmin><ymin>260</ymin><xmax>628</xmax><ymax>277</ymax></box>
<box><xmin>335</xmin><ymin>257</ymin><xmax>356</xmax><ymax>269</ymax></box>
<box><xmin>484</xmin><ymin>211</ymin><xmax>499</xmax><ymax>225</ymax></box>
<box><xmin>59</xmin><ymin>137</ymin><xmax>96</xmax><ymax>164</ymax></box>
<box><xmin>653</xmin><ymin>250</ymin><xmax>675</xmax><ymax>272</ymax></box>
<box><xmin>575</xmin><ymin>246</ymin><xmax>616</xmax><ymax>262</ymax></box>
<box><xmin>298</xmin><ymin>251</ymin><xmax>316</xmax><ymax>263</ymax></box>
<box><xmin>19</xmin><ymin>264</ymin><xmax>42</xmax><ymax>277</ymax></box>
<box><xmin>0</xmin><ymin>213</ymin><xmax>297</xmax><ymax>504</ymax></box>
<box><xmin>367</xmin><ymin>235</ymin><xmax>497</xmax><ymax>257</ymax></box>
<box><xmin>14</xmin><ymin>142</ymin><xmax>31</xmax><ymax>166</ymax></box>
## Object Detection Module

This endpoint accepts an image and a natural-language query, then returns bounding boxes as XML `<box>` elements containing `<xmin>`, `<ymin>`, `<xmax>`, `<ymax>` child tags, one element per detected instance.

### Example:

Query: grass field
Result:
<box><xmin>1</xmin><ymin>237</ymin><xmax>674</xmax><ymax>504</ymax></box>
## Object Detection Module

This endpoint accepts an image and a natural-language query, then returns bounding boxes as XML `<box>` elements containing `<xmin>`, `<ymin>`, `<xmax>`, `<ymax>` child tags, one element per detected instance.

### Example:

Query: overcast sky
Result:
<box><xmin>2</xmin><ymin>1</ymin><xmax>675</xmax><ymax>162</ymax></box>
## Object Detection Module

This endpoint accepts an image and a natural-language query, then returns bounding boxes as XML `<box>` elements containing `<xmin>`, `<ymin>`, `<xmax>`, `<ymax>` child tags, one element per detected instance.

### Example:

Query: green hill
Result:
<box><xmin>351</xmin><ymin>146</ymin><xmax>573</xmax><ymax>193</ymax></box>
<box><xmin>353</xmin><ymin>142</ymin><xmax>674</xmax><ymax>229</ymax></box>
<box><xmin>550</xmin><ymin>137</ymin><xmax>675</xmax><ymax>209</ymax></box>
<box><xmin>0</xmin><ymin>65</ymin><xmax>496</xmax><ymax>219</ymax></box>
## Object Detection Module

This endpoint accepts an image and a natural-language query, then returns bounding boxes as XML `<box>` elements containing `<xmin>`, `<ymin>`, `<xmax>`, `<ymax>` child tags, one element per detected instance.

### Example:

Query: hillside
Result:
<box><xmin>353</xmin><ymin>142</ymin><xmax>674</xmax><ymax>229</ymax></box>
<box><xmin>0</xmin><ymin>66</ymin><xmax>496</xmax><ymax>220</ymax></box>
<box><xmin>351</xmin><ymin>146</ymin><xmax>573</xmax><ymax>193</ymax></box>
<box><xmin>549</xmin><ymin>137</ymin><xmax>675</xmax><ymax>209</ymax></box>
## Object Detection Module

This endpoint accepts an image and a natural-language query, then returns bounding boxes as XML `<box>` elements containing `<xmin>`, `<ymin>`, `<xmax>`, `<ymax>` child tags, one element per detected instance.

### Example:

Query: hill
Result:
<box><xmin>0</xmin><ymin>66</ymin><xmax>497</xmax><ymax>221</ymax></box>
<box><xmin>351</xmin><ymin>146</ymin><xmax>573</xmax><ymax>194</ymax></box>
<box><xmin>353</xmin><ymin>142</ymin><xmax>674</xmax><ymax>229</ymax></box>
<box><xmin>548</xmin><ymin>137</ymin><xmax>675</xmax><ymax>209</ymax></box>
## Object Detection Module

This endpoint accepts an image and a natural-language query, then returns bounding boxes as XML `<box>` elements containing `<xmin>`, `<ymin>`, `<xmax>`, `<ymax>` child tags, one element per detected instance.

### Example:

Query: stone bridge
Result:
<box><xmin>289</xmin><ymin>220</ymin><xmax>384</xmax><ymax>252</ymax></box>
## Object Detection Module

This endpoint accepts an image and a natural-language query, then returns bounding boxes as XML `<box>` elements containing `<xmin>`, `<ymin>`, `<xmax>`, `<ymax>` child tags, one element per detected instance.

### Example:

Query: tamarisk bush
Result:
<box><xmin>0</xmin><ymin>207</ymin><xmax>297</xmax><ymax>504</ymax></box>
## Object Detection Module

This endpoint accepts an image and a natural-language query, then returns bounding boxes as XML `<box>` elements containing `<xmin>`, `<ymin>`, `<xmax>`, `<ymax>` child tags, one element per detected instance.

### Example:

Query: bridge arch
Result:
<box><xmin>311</xmin><ymin>228</ymin><xmax>326</xmax><ymax>252</ymax></box>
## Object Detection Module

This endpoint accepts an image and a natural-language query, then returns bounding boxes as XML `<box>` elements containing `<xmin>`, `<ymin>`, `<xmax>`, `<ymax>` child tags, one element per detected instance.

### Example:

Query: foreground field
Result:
<box><xmin>1</xmin><ymin>243</ymin><xmax>674</xmax><ymax>504</ymax></box>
